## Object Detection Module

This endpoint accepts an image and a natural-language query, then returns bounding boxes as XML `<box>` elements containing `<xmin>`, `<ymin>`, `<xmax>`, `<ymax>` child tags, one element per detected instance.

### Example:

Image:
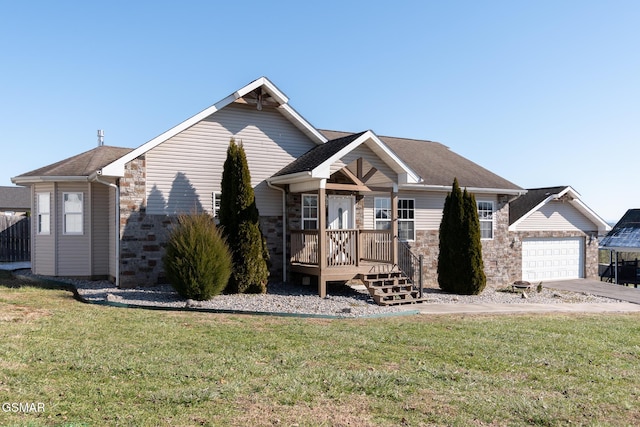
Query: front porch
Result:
<box><xmin>290</xmin><ymin>228</ymin><xmax>396</xmax><ymax>289</ymax></box>
<box><xmin>289</xmin><ymin>228</ymin><xmax>426</xmax><ymax>304</ymax></box>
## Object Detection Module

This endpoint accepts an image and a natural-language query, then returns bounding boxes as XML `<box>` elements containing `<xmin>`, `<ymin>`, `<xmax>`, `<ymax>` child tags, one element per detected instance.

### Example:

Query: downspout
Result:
<box><xmin>90</xmin><ymin>174</ymin><xmax>120</xmax><ymax>288</ymax></box>
<box><xmin>267</xmin><ymin>181</ymin><xmax>287</xmax><ymax>283</ymax></box>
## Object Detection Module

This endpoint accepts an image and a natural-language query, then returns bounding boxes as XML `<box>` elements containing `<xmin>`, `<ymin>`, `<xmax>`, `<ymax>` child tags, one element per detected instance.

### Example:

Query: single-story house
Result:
<box><xmin>599</xmin><ymin>209</ymin><xmax>640</xmax><ymax>285</ymax></box>
<box><xmin>0</xmin><ymin>185</ymin><xmax>31</xmax><ymax>216</ymax></box>
<box><xmin>11</xmin><ymin>77</ymin><xmax>611</xmax><ymax>299</ymax></box>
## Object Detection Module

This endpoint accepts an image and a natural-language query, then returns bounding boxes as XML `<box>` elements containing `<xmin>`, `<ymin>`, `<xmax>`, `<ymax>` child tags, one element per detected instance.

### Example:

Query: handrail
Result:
<box><xmin>397</xmin><ymin>240</ymin><xmax>423</xmax><ymax>298</ymax></box>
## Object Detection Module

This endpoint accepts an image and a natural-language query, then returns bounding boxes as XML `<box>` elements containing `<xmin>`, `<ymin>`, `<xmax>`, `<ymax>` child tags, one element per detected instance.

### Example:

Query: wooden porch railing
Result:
<box><xmin>290</xmin><ymin>229</ymin><xmax>393</xmax><ymax>267</ymax></box>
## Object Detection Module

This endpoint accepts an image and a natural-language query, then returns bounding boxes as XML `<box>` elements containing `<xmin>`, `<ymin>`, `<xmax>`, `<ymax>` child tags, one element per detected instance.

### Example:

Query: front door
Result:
<box><xmin>327</xmin><ymin>195</ymin><xmax>354</xmax><ymax>230</ymax></box>
<box><xmin>327</xmin><ymin>196</ymin><xmax>355</xmax><ymax>265</ymax></box>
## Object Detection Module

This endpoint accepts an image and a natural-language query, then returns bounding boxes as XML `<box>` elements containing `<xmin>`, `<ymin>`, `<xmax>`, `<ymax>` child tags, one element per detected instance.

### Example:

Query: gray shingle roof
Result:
<box><xmin>272</xmin><ymin>131</ymin><xmax>367</xmax><ymax>177</ymax></box>
<box><xmin>15</xmin><ymin>146</ymin><xmax>133</xmax><ymax>178</ymax></box>
<box><xmin>600</xmin><ymin>209</ymin><xmax>640</xmax><ymax>251</ymax></box>
<box><xmin>509</xmin><ymin>186</ymin><xmax>569</xmax><ymax>225</ymax></box>
<box><xmin>320</xmin><ymin>130</ymin><xmax>523</xmax><ymax>191</ymax></box>
<box><xmin>0</xmin><ymin>186</ymin><xmax>30</xmax><ymax>210</ymax></box>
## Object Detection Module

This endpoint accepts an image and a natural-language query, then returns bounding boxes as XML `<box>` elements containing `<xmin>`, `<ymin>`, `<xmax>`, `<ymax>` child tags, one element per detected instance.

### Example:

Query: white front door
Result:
<box><xmin>327</xmin><ymin>196</ymin><xmax>354</xmax><ymax>230</ymax></box>
<box><xmin>327</xmin><ymin>196</ymin><xmax>355</xmax><ymax>264</ymax></box>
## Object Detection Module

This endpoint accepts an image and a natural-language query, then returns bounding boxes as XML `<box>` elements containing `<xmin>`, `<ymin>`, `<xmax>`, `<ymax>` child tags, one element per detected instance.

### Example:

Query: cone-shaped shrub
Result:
<box><xmin>219</xmin><ymin>138</ymin><xmax>269</xmax><ymax>294</ymax></box>
<box><xmin>460</xmin><ymin>189</ymin><xmax>486</xmax><ymax>295</ymax></box>
<box><xmin>438</xmin><ymin>178</ymin><xmax>465</xmax><ymax>293</ymax></box>
<box><xmin>163</xmin><ymin>213</ymin><xmax>232</xmax><ymax>300</ymax></box>
<box><xmin>438</xmin><ymin>178</ymin><xmax>486</xmax><ymax>294</ymax></box>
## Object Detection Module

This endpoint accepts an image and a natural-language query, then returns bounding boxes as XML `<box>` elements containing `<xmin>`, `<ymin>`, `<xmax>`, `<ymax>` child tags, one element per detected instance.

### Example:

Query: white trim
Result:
<box><xmin>36</xmin><ymin>192</ymin><xmax>50</xmax><ymax>235</ymax></box>
<box><xmin>400</xmin><ymin>183</ymin><xmax>525</xmax><ymax>196</ymax></box>
<box><xmin>62</xmin><ymin>192</ymin><xmax>84</xmax><ymax>235</ymax></box>
<box><xmin>12</xmin><ymin>176</ymin><xmax>91</xmax><ymax>184</ymax></box>
<box><xmin>397</xmin><ymin>197</ymin><xmax>416</xmax><ymax>241</ymax></box>
<box><xmin>374</xmin><ymin>197</ymin><xmax>392</xmax><ymax>231</ymax></box>
<box><xmin>477</xmin><ymin>200</ymin><xmax>494</xmax><ymax>240</ymax></box>
<box><xmin>301</xmin><ymin>193</ymin><xmax>319</xmax><ymax>230</ymax></box>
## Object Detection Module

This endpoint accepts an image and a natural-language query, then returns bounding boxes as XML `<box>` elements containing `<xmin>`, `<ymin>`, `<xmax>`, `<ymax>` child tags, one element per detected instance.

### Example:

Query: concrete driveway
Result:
<box><xmin>545</xmin><ymin>278</ymin><xmax>640</xmax><ymax>305</ymax></box>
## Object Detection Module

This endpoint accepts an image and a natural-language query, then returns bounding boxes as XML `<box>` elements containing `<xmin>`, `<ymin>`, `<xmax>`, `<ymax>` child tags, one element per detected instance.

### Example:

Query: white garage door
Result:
<box><xmin>522</xmin><ymin>238</ymin><xmax>584</xmax><ymax>281</ymax></box>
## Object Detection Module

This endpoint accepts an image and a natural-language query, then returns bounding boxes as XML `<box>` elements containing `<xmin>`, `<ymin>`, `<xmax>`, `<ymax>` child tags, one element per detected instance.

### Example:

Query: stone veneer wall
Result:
<box><xmin>407</xmin><ymin>196</ymin><xmax>518</xmax><ymax>288</ymax></box>
<box><xmin>118</xmin><ymin>156</ymin><xmax>283</xmax><ymax>288</ymax></box>
<box><xmin>407</xmin><ymin>198</ymin><xmax>599</xmax><ymax>287</ymax></box>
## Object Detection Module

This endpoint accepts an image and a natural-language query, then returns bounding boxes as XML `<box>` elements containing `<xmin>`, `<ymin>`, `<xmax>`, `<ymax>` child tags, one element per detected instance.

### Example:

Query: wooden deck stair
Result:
<box><xmin>360</xmin><ymin>268</ymin><xmax>426</xmax><ymax>306</ymax></box>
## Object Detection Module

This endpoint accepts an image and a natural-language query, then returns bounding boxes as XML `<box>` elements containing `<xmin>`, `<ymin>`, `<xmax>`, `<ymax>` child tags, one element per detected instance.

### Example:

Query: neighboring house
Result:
<box><xmin>599</xmin><ymin>209</ymin><xmax>640</xmax><ymax>285</ymax></box>
<box><xmin>509</xmin><ymin>186</ymin><xmax>610</xmax><ymax>282</ymax></box>
<box><xmin>0</xmin><ymin>185</ymin><xmax>31</xmax><ymax>216</ymax></box>
<box><xmin>11</xmin><ymin>77</ymin><xmax>611</xmax><ymax>298</ymax></box>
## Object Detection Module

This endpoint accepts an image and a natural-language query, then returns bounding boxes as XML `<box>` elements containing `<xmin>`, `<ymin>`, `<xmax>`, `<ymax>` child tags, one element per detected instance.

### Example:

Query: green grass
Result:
<box><xmin>1</xmin><ymin>271</ymin><xmax>640</xmax><ymax>426</ymax></box>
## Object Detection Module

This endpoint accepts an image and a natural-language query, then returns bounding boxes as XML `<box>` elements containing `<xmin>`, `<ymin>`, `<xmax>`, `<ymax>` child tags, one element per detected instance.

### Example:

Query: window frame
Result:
<box><xmin>477</xmin><ymin>200</ymin><xmax>494</xmax><ymax>240</ymax></box>
<box><xmin>301</xmin><ymin>194</ymin><xmax>318</xmax><ymax>230</ymax></box>
<box><xmin>397</xmin><ymin>198</ymin><xmax>415</xmax><ymax>241</ymax></box>
<box><xmin>212</xmin><ymin>192</ymin><xmax>222</xmax><ymax>223</ymax></box>
<box><xmin>63</xmin><ymin>192</ymin><xmax>84</xmax><ymax>235</ymax></box>
<box><xmin>37</xmin><ymin>192</ymin><xmax>50</xmax><ymax>235</ymax></box>
<box><xmin>374</xmin><ymin>197</ymin><xmax>392</xmax><ymax>231</ymax></box>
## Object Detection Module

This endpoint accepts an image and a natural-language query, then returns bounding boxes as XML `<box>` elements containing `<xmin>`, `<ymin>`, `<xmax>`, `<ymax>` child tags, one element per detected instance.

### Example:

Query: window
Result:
<box><xmin>212</xmin><ymin>192</ymin><xmax>221</xmax><ymax>222</ymax></box>
<box><xmin>37</xmin><ymin>193</ymin><xmax>50</xmax><ymax>235</ymax></box>
<box><xmin>374</xmin><ymin>197</ymin><xmax>415</xmax><ymax>241</ymax></box>
<box><xmin>63</xmin><ymin>192</ymin><xmax>83</xmax><ymax>234</ymax></box>
<box><xmin>374</xmin><ymin>197</ymin><xmax>391</xmax><ymax>230</ymax></box>
<box><xmin>302</xmin><ymin>194</ymin><xmax>318</xmax><ymax>229</ymax></box>
<box><xmin>477</xmin><ymin>201</ymin><xmax>494</xmax><ymax>239</ymax></box>
<box><xmin>398</xmin><ymin>198</ymin><xmax>415</xmax><ymax>241</ymax></box>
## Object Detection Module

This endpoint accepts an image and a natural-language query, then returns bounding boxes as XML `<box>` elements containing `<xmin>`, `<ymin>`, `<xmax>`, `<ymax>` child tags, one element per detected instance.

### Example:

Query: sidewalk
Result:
<box><xmin>403</xmin><ymin>301</ymin><xmax>640</xmax><ymax>315</ymax></box>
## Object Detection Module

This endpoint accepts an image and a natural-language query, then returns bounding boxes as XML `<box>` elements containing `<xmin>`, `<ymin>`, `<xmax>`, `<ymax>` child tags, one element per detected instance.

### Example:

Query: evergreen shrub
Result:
<box><xmin>163</xmin><ymin>213</ymin><xmax>232</xmax><ymax>300</ymax></box>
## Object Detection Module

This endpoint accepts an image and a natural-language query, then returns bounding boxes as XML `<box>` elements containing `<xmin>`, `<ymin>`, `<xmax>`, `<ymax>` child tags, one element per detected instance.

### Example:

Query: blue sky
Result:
<box><xmin>1</xmin><ymin>1</ymin><xmax>638</xmax><ymax>222</ymax></box>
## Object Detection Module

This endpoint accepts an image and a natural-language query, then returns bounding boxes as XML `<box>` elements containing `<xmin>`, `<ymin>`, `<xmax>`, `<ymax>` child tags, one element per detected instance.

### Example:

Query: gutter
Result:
<box><xmin>267</xmin><ymin>181</ymin><xmax>287</xmax><ymax>283</ymax></box>
<box><xmin>399</xmin><ymin>183</ymin><xmax>526</xmax><ymax>196</ymax></box>
<box><xmin>88</xmin><ymin>172</ymin><xmax>120</xmax><ymax>288</ymax></box>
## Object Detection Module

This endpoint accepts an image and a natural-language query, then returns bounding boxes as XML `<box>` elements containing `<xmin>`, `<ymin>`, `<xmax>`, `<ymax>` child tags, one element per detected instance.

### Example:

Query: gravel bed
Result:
<box><xmin>13</xmin><ymin>269</ymin><xmax>620</xmax><ymax>318</ymax></box>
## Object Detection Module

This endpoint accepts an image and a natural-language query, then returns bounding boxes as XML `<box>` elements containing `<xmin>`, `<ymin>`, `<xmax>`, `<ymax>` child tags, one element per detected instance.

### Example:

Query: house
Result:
<box><xmin>0</xmin><ymin>186</ymin><xmax>31</xmax><ymax>216</ymax></box>
<box><xmin>11</xmin><ymin>77</ymin><xmax>611</xmax><ymax>300</ymax></box>
<box><xmin>599</xmin><ymin>209</ymin><xmax>640</xmax><ymax>285</ymax></box>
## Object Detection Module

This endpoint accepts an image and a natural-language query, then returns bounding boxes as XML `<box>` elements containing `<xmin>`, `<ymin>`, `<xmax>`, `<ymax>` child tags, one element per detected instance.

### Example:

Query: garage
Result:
<box><xmin>522</xmin><ymin>237</ymin><xmax>584</xmax><ymax>281</ymax></box>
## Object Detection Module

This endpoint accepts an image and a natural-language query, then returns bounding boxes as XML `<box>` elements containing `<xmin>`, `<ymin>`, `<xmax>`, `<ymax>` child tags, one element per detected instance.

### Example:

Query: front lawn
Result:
<box><xmin>1</xmin><ymin>271</ymin><xmax>639</xmax><ymax>426</ymax></box>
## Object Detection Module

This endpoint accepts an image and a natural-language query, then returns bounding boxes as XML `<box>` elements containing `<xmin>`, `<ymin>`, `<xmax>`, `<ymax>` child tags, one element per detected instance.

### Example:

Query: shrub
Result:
<box><xmin>163</xmin><ymin>213</ymin><xmax>232</xmax><ymax>300</ymax></box>
<box><xmin>438</xmin><ymin>178</ymin><xmax>486</xmax><ymax>295</ymax></box>
<box><xmin>219</xmin><ymin>138</ymin><xmax>270</xmax><ymax>294</ymax></box>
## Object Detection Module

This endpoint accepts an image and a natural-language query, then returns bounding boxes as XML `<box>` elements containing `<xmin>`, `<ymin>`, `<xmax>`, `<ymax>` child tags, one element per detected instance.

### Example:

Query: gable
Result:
<box><xmin>513</xmin><ymin>200</ymin><xmax>599</xmax><ymax>232</ymax></box>
<box><xmin>145</xmin><ymin>103</ymin><xmax>317</xmax><ymax>216</ymax></box>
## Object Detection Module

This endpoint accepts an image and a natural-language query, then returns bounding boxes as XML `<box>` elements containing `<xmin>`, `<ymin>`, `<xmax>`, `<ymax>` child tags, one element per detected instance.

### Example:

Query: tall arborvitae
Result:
<box><xmin>437</xmin><ymin>178</ymin><xmax>465</xmax><ymax>293</ymax></box>
<box><xmin>460</xmin><ymin>188</ymin><xmax>486</xmax><ymax>295</ymax></box>
<box><xmin>438</xmin><ymin>178</ymin><xmax>486</xmax><ymax>295</ymax></box>
<box><xmin>219</xmin><ymin>138</ymin><xmax>269</xmax><ymax>294</ymax></box>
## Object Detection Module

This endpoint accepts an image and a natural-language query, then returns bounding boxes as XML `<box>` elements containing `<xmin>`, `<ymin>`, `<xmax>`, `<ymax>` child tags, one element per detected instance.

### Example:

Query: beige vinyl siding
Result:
<box><xmin>33</xmin><ymin>183</ymin><xmax>56</xmax><ymax>275</ymax></box>
<box><xmin>517</xmin><ymin>201</ymin><xmax>598</xmax><ymax>232</ymax></box>
<box><xmin>363</xmin><ymin>191</ymin><xmax>499</xmax><ymax>231</ymax></box>
<box><xmin>335</xmin><ymin>145</ymin><xmax>397</xmax><ymax>186</ymax></box>
<box><xmin>91</xmin><ymin>182</ymin><xmax>110</xmax><ymax>276</ymax></box>
<box><xmin>56</xmin><ymin>182</ymin><xmax>91</xmax><ymax>276</ymax></box>
<box><xmin>363</xmin><ymin>190</ymin><xmax>448</xmax><ymax>230</ymax></box>
<box><xmin>146</xmin><ymin>103</ymin><xmax>317</xmax><ymax>217</ymax></box>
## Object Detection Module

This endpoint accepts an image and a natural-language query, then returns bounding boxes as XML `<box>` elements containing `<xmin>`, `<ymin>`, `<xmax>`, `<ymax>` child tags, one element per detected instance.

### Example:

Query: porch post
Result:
<box><xmin>318</xmin><ymin>183</ymin><xmax>327</xmax><ymax>298</ymax></box>
<box><xmin>391</xmin><ymin>185</ymin><xmax>398</xmax><ymax>266</ymax></box>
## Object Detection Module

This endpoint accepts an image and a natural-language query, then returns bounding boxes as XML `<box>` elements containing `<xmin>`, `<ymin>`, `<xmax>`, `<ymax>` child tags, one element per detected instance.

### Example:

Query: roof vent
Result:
<box><xmin>97</xmin><ymin>129</ymin><xmax>105</xmax><ymax>146</ymax></box>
